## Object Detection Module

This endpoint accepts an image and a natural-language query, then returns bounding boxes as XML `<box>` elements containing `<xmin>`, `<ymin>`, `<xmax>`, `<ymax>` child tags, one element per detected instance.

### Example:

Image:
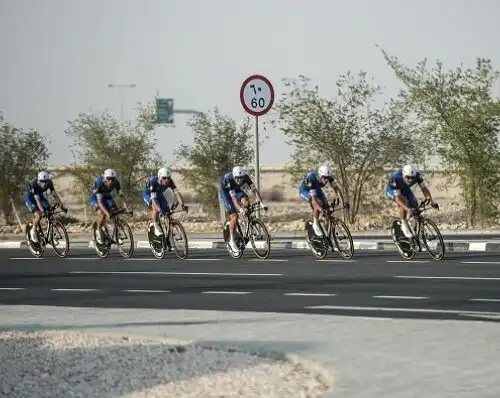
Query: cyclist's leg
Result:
<box><xmin>222</xmin><ymin>190</ymin><xmax>239</xmax><ymax>252</ymax></box>
<box><xmin>24</xmin><ymin>193</ymin><xmax>41</xmax><ymax>242</ymax></box>
<box><xmin>385</xmin><ymin>185</ymin><xmax>412</xmax><ymax>238</ymax></box>
<box><xmin>300</xmin><ymin>188</ymin><xmax>322</xmax><ymax>236</ymax></box>
<box><xmin>318</xmin><ymin>190</ymin><xmax>330</xmax><ymax>232</ymax></box>
<box><xmin>157</xmin><ymin>193</ymin><xmax>171</xmax><ymax>237</ymax></box>
<box><xmin>89</xmin><ymin>193</ymin><xmax>105</xmax><ymax>243</ymax></box>
<box><xmin>239</xmin><ymin>192</ymin><xmax>250</xmax><ymax>209</ymax></box>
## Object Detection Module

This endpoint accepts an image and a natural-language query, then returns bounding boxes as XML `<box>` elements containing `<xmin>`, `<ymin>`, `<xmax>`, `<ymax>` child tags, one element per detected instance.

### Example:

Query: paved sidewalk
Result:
<box><xmin>1</xmin><ymin>305</ymin><xmax>498</xmax><ymax>398</ymax></box>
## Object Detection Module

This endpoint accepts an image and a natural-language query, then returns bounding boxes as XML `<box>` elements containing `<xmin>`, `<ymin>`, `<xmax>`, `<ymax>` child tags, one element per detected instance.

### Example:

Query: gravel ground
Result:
<box><xmin>0</xmin><ymin>330</ymin><xmax>333</xmax><ymax>398</ymax></box>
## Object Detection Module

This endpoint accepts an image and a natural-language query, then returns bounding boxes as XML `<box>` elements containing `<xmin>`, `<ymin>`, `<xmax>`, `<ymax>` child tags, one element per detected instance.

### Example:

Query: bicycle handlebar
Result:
<box><xmin>110</xmin><ymin>208</ymin><xmax>133</xmax><ymax>217</ymax></box>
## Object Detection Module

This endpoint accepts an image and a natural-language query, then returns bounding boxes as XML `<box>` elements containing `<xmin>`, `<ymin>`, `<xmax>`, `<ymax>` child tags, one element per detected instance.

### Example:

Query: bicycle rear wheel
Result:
<box><xmin>304</xmin><ymin>220</ymin><xmax>327</xmax><ymax>259</ymax></box>
<box><xmin>147</xmin><ymin>223</ymin><xmax>166</xmax><ymax>259</ymax></box>
<box><xmin>421</xmin><ymin>218</ymin><xmax>445</xmax><ymax>260</ymax></box>
<box><xmin>25</xmin><ymin>223</ymin><xmax>44</xmax><ymax>258</ymax></box>
<box><xmin>331</xmin><ymin>218</ymin><xmax>354</xmax><ymax>259</ymax></box>
<box><xmin>391</xmin><ymin>220</ymin><xmax>416</xmax><ymax>260</ymax></box>
<box><xmin>170</xmin><ymin>220</ymin><xmax>189</xmax><ymax>259</ymax></box>
<box><xmin>51</xmin><ymin>221</ymin><xmax>70</xmax><ymax>258</ymax></box>
<box><xmin>223</xmin><ymin>221</ymin><xmax>243</xmax><ymax>259</ymax></box>
<box><xmin>92</xmin><ymin>222</ymin><xmax>110</xmax><ymax>258</ymax></box>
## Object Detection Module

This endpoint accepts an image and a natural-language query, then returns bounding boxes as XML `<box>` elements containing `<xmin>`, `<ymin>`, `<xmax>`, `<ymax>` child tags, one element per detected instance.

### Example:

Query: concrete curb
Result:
<box><xmin>3</xmin><ymin>239</ymin><xmax>500</xmax><ymax>252</ymax></box>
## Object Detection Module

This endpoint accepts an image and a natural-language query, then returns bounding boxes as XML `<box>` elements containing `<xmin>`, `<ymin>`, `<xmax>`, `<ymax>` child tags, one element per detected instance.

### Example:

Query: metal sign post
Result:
<box><xmin>239</xmin><ymin>74</ymin><xmax>275</xmax><ymax>217</ymax></box>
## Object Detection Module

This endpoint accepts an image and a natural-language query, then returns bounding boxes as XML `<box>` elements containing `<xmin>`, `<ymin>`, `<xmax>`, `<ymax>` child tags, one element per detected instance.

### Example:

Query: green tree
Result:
<box><xmin>274</xmin><ymin>72</ymin><xmax>428</xmax><ymax>224</ymax></box>
<box><xmin>175</xmin><ymin>108</ymin><xmax>253</xmax><ymax>220</ymax></box>
<box><xmin>0</xmin><ymin>120</ymin><xmax>50</xmax><ymax>223</ymax></box>
<box><xmin>65</xmin><ymin>102</ymin><xmax>162</xmax><ymax>209</ymax></box>
<box><xmin>381</xmin><ymin>49</ymin><xmax>500</xmax><ymax>227</ymax></box>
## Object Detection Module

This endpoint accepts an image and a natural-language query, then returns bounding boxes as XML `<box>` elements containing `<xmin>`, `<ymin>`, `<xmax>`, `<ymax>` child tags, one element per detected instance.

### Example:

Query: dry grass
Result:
<box><xmin>2</xmin><ymin>165</ymin><xmax>468</xmax><ymax>234</ymax></box>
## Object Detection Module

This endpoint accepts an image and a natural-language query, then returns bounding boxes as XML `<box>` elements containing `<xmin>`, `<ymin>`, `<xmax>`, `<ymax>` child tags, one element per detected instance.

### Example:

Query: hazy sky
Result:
<box><xmin>1</xmin><ymin>0</ymin><xmax>499</xmax><ymax>167</ymax></box>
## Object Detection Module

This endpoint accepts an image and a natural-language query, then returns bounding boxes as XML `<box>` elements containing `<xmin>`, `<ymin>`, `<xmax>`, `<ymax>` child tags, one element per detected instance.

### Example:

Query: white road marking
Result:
<box><xmin>284</xmin><ymin>292</ymin><xmax>337</xmax><ymax>297</ymax></box>
<box><xmin>50</xmin><ymin>288</ymin><xmax>98</xmax><ymax>292</ymax></box>
<box><xmin>249</xmin><ymin>259</ymin><xmax>288</xmax><ymax>262</ymax></box>
<box><xmin>386</xmin><ymin>260</ymin><xmax>430</xmax><ymax>263</ymax></box>
<box><xmin>69</xmin><ymin>271</ymin><xmax>283</xmax><ymax>277</ymax></box>
<box><xmin>373</xmin><ymin>295</ymin><xmax>429</xmax><ymax>300</ymax></box>
<box><xmin>185</xmin><ymin>258</ymin><xmax>221</xmax><ymax>261</ymax></box>
<box><xmin>461</xmin><ymin>261</ymin><xmax>500</xmax><ymax>265</ymax></box>
<box><xmin>124</xmin><ymin>258</ymin><xmax>221</xmax><ymax>261</ymax></box>
<box><xmin>64</xmin><ymin>258</ymin><xmax>96</xmax><ymax>260</ymax></box>
<box><xmin>304</xmin><ymin>305</ymin><xmax>500</xmax><ymax>317</ymax></box>
<box><xmin>9</xmin><ymin>258</ymin><xmax>43</xmax><ymax>260</ymax></box>
<box><xmin>394</xmin><ymin>275</ymin><xmax>500</xmax><ymax>281</ymax></box>
<box><xmin>202</xmin><ymin>291</ymin><xmax>252</xmax><ymax>295</ymax></box>
<box><xmin>123</xmin><ymin>289</ymin><xmax>170</xmax><ymax>293</ymax></box>
<box><xmin>469</xmin><ymin>298</ymin><xmax>500</xmax><ymax>303</ymax></box>
<box><xmin>0</xmin><ymin>287</ymin><xmax>25</xmax><ymax>291</ymax></box>
<box><xmin>316</xmin><ymin>259</ymin><xmax>356</xmax><ymax>263</ymax></box>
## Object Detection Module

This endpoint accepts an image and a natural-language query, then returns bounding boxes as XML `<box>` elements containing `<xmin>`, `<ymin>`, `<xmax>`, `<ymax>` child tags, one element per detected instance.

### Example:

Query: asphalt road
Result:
<box><xmin>1</xmin><ymin>248</ymin><xmax>500</xmax><ymax>322</ymax></box>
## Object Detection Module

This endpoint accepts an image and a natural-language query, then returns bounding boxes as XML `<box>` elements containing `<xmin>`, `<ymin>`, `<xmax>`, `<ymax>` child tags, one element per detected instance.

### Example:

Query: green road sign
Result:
<box><xmin>155</xmin><ymin>98</ymin><xmax>174</xmax><ymax>124</ymax></box>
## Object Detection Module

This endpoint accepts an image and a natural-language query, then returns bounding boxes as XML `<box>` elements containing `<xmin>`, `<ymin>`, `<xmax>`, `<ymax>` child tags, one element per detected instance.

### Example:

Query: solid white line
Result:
<box><xmin>9</xmin><ymin>258</ymin><xmax>43</xmax><ymax>260</ymax></box>
<box><xmin>469</xmin><ymin>298</ymin><xmax>500</xmax><ymax>303</ymax></box>
<box><xmin>123</xmin><ymin>289</ymin><xmax>170</xmax><ymax>293</ymax></box>
<box><xmin>0</xmin><ymin>287</ymin><xmax>25</xmax><ymax>291</ymax></box>
<box><xmin>373</xmin><ymin>295</ymin><xmax>429</xmax><ymax>300</ymax></box>
<box><xmin>394</xmin><ymin>275</ymin><xmax>500</xmax><ymax>281</ymax></box>
<box><xmin>462</xmin><ymin>261</ymin><xmax>500</xmax><ymax>265</ymax></box>
<box><xmin>202</xmin><ymin>291</ymin><xmax>252</xmax><ymax>295</ymax></box>
<box><xmin>64</xmin><ymin>258</ymin><xmax>97</xmax><ymax>260</ymax></box>
<box><xmin>249</xmin><ymin>259</ymin><xmax>288</xmax><ymax>262</ymax></box>
<box><xmin>316</xmin><ymin>259</ymin><xmax>356</xmax><ymax>263</ymax></box>
<box><xmin>124</xmin><ymin>258</ymin><xmax>221</xmax><ymax>261</ymax></box>
<box><xmin>185</xmin><ymin>258</ymin><xmax>221</xmax><ymax>261</ymax></box>
<box><xmin>304</xmin><ymin>305</ymin><xmax>500</xmax><ymax>316</ymax></box>
<box><xmin>50</xmin><ymin>288</ymin><xmax>98</xmax><ymax>292</ymax></box>
<box><xmin>386</xmin><ymin>260</ymin><xmax>430</xmax><ymax>263</ymax></box>
<box><xmin>284</xmin><ymin>292</ymin><xmax>337</xmax><ymax>297</ymax></box>
<box><xmin>69</xmin><ymin>271</ymin><xmax>283</xmax><ymax>276</ymax></box>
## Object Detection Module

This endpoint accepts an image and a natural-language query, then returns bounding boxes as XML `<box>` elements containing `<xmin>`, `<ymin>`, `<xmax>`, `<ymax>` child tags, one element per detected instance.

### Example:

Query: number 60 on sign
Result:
<box><xmin>240</xmin><ymin>74</ymin><xmax>275</xmax><ymax>117</ymax></box>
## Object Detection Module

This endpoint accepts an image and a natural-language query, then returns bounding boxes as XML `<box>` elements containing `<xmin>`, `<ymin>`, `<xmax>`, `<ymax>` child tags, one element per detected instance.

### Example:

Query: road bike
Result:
<box><xmin>391</xmin><ymin>199</ymin><xmax>445</xmax><ymax>260</ymax></box>
<box><xmin>304</xmin><ymin>198</ymin><xmax>354</xmax><ymax>259</ymax></box>
<box><xmin>147</xmin><ymin>202</ymin><xmax>189</xmax><ymax>259</ymax></box>
<box><xmin>25</xmin><ymin>203</ymin><xmax>70</xmax><ymax>258</ymax></box>
<box><xmin>223</xmin><ymin>202</ymin><xmax>271</xmax><ymax>259</ymax></box>
<box><xmin>91</xmin><ymin>207</ymin><xmax>134</xmax><ymax>259</ymax></box>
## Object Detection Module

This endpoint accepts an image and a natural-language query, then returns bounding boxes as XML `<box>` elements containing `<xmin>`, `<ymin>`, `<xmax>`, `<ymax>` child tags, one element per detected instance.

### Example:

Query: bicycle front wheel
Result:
<box><xmin>249</xmin><ymin>218</ymin><xmax>271</xmax><ymax>259</ymax></box>
<box><xmin>51</xmin><ymin>221</ymin><xmax>70</xmax><ymax>258</ymax></box>
<box><xmin>421</xmin><ymin>218</ymin><xmax>445</xmax><ymax>260</ymax></box>
<box><xmin>170</xmin><ymin>220</ymin><xmax>189</xmax><ymax>259</ymax></box>
<box><xmin>116</xmin><ymin>219</ymin><xmax>135</xmax><ymax>258</ymax></box>
<box><xmin>331</xmin><ymin>218</ymin><xmax>354</xmax><ymax>259</ymax></box>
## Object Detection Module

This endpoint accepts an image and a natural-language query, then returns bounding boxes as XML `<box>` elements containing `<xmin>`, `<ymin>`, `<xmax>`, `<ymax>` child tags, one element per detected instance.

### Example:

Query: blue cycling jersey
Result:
<box><xmin>145</xmin><ymin>176</ymin><xmax>177</xmax><ymax>199</ymax></box>
<box><xmin>25</xmin><ymin>178</ymin><xmax>56</xmax><ymax>198</ymax></box>
<box><xmin>299</xmin><ymin>172</ymin><xmax>336</xmax><ymax>195</ymax></box>
<box><xmin>388</xmin><ymin>169</ymin><xmax>425</xmax><ymax>195</ymax></box>
<box><xmin>91</xmin><ymin>176</ymin><xmax>122</xmax><ymax>199</ymax></box>
<box><xmin>220</xmin><ymin>172</ymin><xmax>254</xmax><ymax>196</ymax></box>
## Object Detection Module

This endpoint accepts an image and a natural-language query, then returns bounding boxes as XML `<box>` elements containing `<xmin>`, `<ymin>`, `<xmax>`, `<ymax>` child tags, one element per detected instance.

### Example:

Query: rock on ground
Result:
<box><xmin>0</xmin><ymin>330</ymin><xmax>333</xmax><ymax>398</ymax></box>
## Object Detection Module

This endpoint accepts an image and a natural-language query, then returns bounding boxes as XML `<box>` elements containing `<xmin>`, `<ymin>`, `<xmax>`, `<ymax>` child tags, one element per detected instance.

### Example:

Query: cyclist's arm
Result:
<box><xmin>329</xmin><ymin>179</ymin><xmax>345</xmax><ymax>204</ymax></box>
<box><xmin>229</xmin><ymin>190</ymin><xmax>244</xmax><ymax>212</ymax></box>
<box><xmin>245</xmin><ymin>176</ymin><xmax>264</xmax><ymax>205</ymax></box>
<box><xmin>170</xmin><ymin>180</ymin><xmax>186</xmax><ymax>208</ymax></box>
<box><xmin>417</xmin><ymin>175</ymin><xmax>432</xmax><ymax>201</ymax></box>
<box><xmin>115</xmin><ymin>181</ymin><xmax>129</xmax><ymax>210</ymax></box>
<box><xmin>48</xmin><ymin>181</ymin><xmax>65</xmax><ymax>209</ymax></box>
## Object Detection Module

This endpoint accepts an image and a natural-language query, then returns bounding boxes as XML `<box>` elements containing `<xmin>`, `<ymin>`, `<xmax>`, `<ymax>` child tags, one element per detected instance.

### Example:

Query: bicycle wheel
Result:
<box><xmin>331</xmin><ymin>218</ymin><xmax>354</xmax><ymax>259</ymax></box>
<box><xmin>421</xmin><ymin>218</ymin><xmax>445</xmax><ymax>260</ymax></box>
<box><xmin>116</xmin><ymin>218</ymin><xmax>135</xmax><ymax>258</ymax></box>
<box><xmin>223</xmin><ymin>221</ymin><xmax>243</xmax><ymax>259</ymax></box>
<box><xmin>147</xmin><ymin>223</ymin><xmax>166</xmax><ymax>259</ymax></box>
<box><xmin>249</xmin><ymin>218</ymin><xmax>271</xmax><ymax>259</ymax></box>
<box><xmin>170</xmin><ymin>220</ymin><xmax>189</xmax><ymax>259</ymax></box>
<box><xmin>92</xmin><ymin>222</ymin><xmax>110</xmax><ymax>258</ymax></box>
<box><xmin>304</xmin><ymin>220</ymin><xmax>327</xmax><ymax>259</ymax></box>
<box><xmin>51</xmin><ymin>221</ymin><xmax>70</xmax><ymax>258</ymax></box>
<box><xmin>391</xmin><ymin>220</ymin><xmax>416</xmax><ymax>260</ymax></box>
<box><xmin>25</xmin><ymin>223</ymin><xmax>44</xmax><ymax>258</ymax></box>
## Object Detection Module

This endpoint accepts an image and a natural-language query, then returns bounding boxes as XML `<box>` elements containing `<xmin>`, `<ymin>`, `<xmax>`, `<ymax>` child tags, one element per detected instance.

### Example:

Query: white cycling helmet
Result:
<box><xmin>318</xmin><ymin>165</ymin><xmax>332</xmax><ymax>178</ymax></box>
<box><xmin>158</xmin><ymin>167</ymin><xmax>172</xmax><ymax>179</ymax></box>
<box><xmin>402</xmin><ymin>164</ymin><xmax>417</xmax><ymax>178</ymax></box>
<box><xmin>37</xmin><ymin>171</ymin><xmax>50</xmax><ymax>182</ymax></box>
<box><xmin>103</xmin><ymin>168</ymin><xmax>117</xmax><ymax>179</ymax></box>
<box><xmin>232</xmin><ymin>166</ymin><xmax>246</xmax><ymax>178</ymax></box>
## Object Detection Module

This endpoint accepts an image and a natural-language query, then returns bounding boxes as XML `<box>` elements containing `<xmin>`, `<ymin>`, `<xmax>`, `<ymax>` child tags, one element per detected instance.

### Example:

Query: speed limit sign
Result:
<box><xmin>240</xmin><ymin>74</ymin><xmax>275</xmax><ymax>117</ymax></box>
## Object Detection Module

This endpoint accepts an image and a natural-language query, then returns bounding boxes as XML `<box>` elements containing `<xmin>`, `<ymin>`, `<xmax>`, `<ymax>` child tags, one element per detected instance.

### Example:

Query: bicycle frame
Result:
<box><xmin>236</xmin><ymin>202</ymin><xmax>262</xmax><ymax>242</ymax></box>
<box><xmin>33</xmin><ymin>205</ymin><xmax>64</xmax><ymax>246</ymax></box>
<box><xmin>102</xmin><ymin>208</ymin><xmax>132</xmax><ymax>244</ymax></box>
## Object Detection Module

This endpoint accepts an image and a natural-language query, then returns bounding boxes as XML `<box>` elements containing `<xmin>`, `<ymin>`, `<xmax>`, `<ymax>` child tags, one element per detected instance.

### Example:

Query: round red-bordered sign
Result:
<box><xmin>240</xmin><ymin>74</ymin><xmax>275</xmax><ymax>117</ymax></box>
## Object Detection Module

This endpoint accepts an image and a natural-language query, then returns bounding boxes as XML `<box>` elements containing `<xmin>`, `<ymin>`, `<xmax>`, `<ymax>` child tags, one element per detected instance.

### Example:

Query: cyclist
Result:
<box><xmin>89</xmin><ymin>168</ymin><xmax>129</xmax><ymax>244</ymax></box>
<box><xmin>385</xmin><ymin>164</ymin><xmax>438</xmax><ymax>239</ymax></box>
<box><xmin>219</xmin><ymin>166</ymin><xmax>266</xmax><ymax>254</ymax></box>
<box><xmin>23</xmin><ymin>171</ymin><xmax>68</xmax><ymax>243</ymax></box>
<box><xmin>142</xmin><ymin>167</ymin><xmax>187</xmax><ymax>239</ymax></box>
<box><xmin>299</xmin><ymin>165</ymin><xmax>349</xmax><ymax>237</ymax></box>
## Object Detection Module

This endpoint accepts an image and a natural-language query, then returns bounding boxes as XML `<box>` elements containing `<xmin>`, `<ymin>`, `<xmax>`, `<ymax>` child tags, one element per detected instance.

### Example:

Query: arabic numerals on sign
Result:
<box><xmin>250</xmin><ymin>84</ymin><xmax>265</xmax><ymax>108</ymax></box>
